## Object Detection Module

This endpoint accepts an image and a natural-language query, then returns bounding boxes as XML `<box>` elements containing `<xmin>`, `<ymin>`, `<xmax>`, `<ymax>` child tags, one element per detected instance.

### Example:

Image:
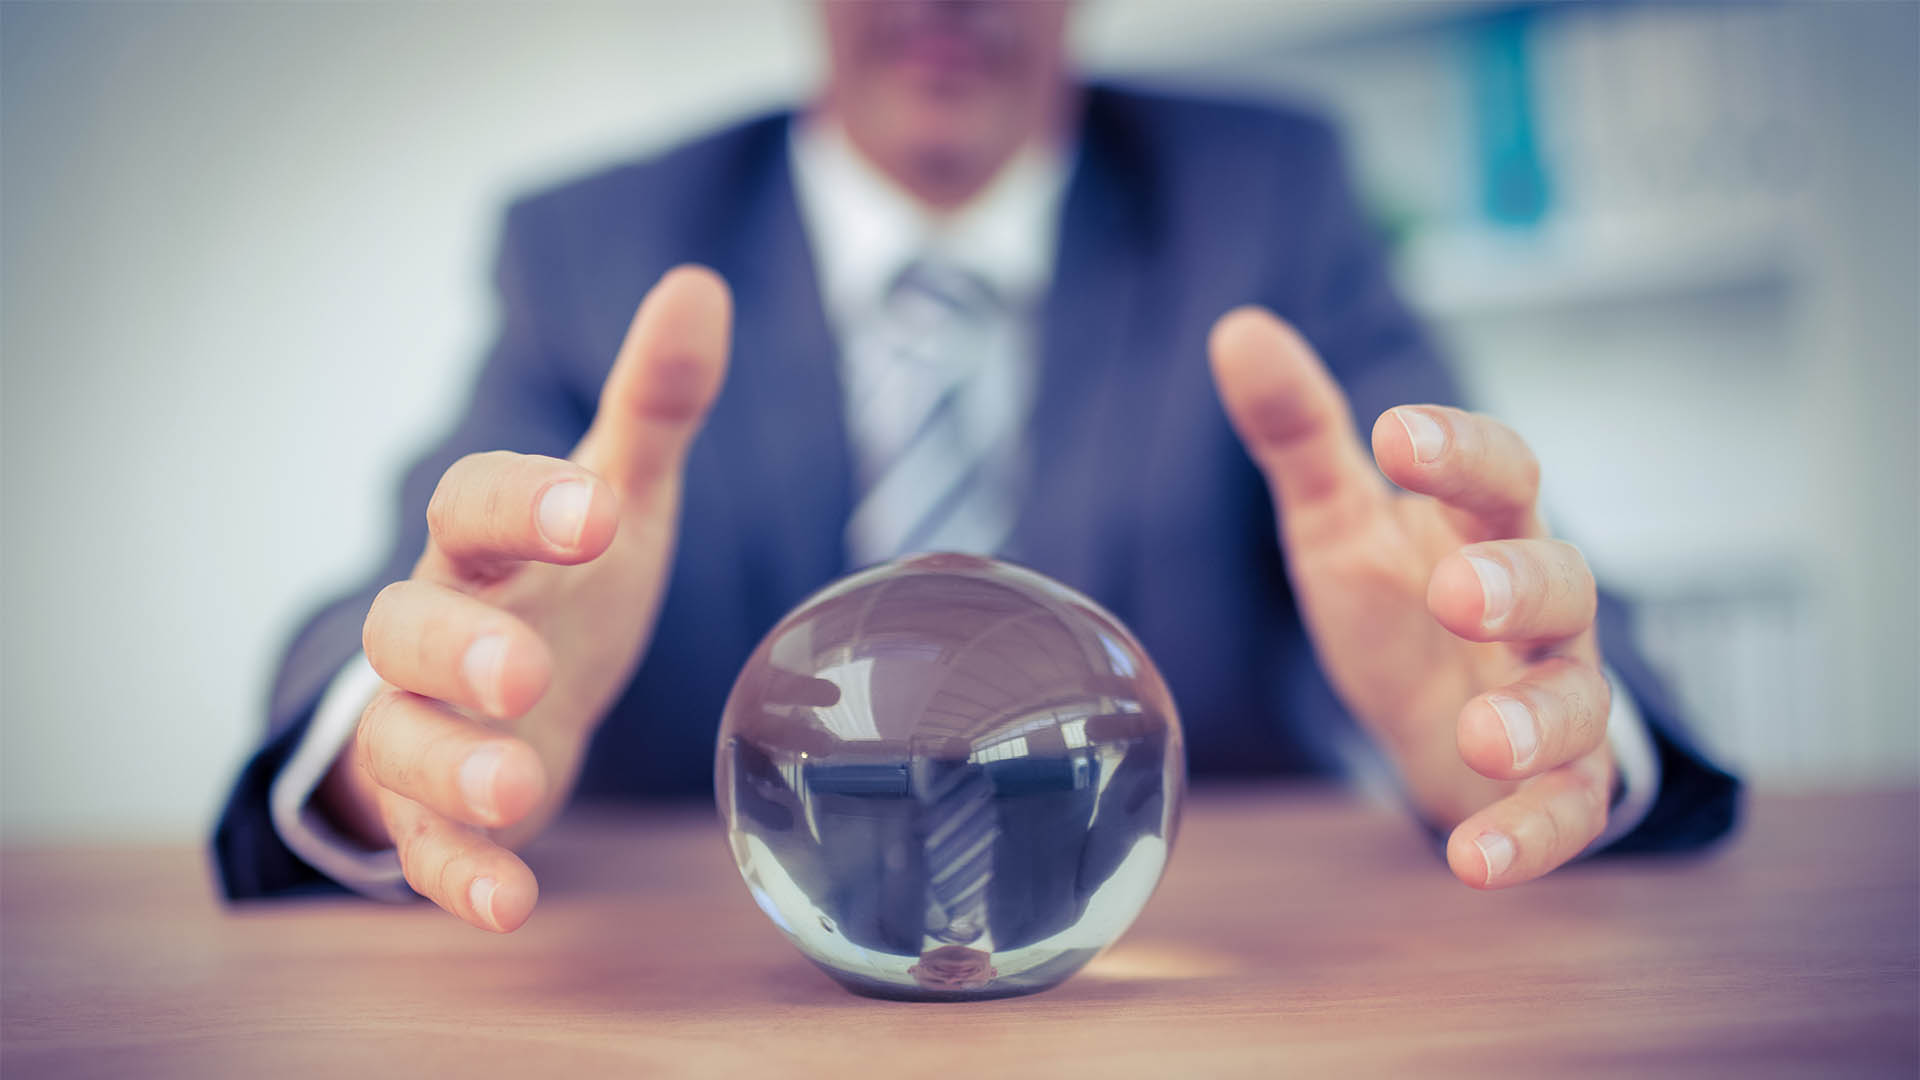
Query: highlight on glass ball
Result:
<box><xmin>714</xmin><ymin>553</ymin><xmax>1186</xmax><ymax>1001</ymax></box>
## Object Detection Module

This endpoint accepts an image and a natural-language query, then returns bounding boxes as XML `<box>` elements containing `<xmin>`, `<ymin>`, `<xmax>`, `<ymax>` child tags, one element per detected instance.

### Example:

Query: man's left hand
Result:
<box><xmin>1209</xmin><ymin>307</ymin><xmax>1614</xmax><ymax>889</ymax></box>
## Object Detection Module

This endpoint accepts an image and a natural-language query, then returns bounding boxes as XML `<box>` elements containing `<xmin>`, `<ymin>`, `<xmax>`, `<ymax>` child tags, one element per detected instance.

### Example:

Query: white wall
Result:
<box><xmin>1</xmin><ymin>1</ymin><xmax>824</xmax><ymax>838</ymax></box>
<box><xmin>3</xmin><ymin>1</ymin><xmax>1914</xmax><ymax>840</ymax></box>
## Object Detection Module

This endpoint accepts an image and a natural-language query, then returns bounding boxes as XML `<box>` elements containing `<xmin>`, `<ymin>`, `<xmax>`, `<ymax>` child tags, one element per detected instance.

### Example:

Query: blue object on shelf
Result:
<box><xmin>1467</xmin><ymin>7</ymin><xmax>1552</xmax><ymax>227</ymax></box>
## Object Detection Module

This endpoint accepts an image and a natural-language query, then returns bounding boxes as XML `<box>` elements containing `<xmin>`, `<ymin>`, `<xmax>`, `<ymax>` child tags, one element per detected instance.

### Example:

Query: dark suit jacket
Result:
<box><xmin>215</xmin><ymin>87</ymin><xmax>1739</xmax><ymax>899</ymax></box>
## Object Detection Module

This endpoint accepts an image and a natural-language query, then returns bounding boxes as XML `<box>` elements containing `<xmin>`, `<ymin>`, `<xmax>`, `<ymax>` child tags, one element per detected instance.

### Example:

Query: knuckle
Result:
<box><xmin>1515</xmin><ymin>541</ymin><xmax>1596</xmax><ymax>628</ymax></box>
<box><xmin>363</xmin><ymin>582</ymin><xmax>409</xmax><ymax>662</ymax></box>
<box><xmin>1459</xmin><ymin>410</ymin><xmax>1492</xmax><ymax>468</ymax></box>
<box><xmin>1538</xmin><ymin>801</ymin><xmax>1567</xmax><ymax>861</ymax></box>
<box><xmin>1538</xmin><ymin>662</ymin><xmax>1593</xmax><ymax>735</ymax></box>
<box><xmin>1555</xmin><ymin>771</ymin><xmax>1608</xmax><ymax>847</ymax></box>
<box><xmin>1565</xmin><ymin>575</ymin><xmax>1597</xmax><ymax>626</ymax></box>
<box><xmin>430</xmin><ymin>452</ymin><xmax>514</xmax><ymax>541</ymax></box>
<box><xmin>1566</xmin><ymin>539</ymin><xmax>1592</xmax><ymax>569</ymax></box>
<box><xmin>1556</xmin><ymin>540</ymin><xmax>1594</xmax><ymax>585</ymax></box>
<box><xmin>396</xmin><ymin>816</ymin><xmax>438</xmax><ymax>891</ymax></box>
<box><xmin>1585</xmin><ymin>772</ymin><xmax>1610</xmax><ymax>817</ymax></box>
<box><xmin>1530</xmin><ymin>661</ymin><xmax>1607</xmax><ymax>758</ymax></box>
<box><xmin>1560</xmin><ymin>686</ymin><xmax>1597</xmax><ymax>746</ymax></box>
<box><xmin>1516</xmin><ymin>445</ymin><xmax>1541</xmax><ymax>504</ymax></box>
<box><xmin>425</xmin><ymin>464</ymin><xmax>470</xmax><ymax>540</ymax></box>
<box><xmin>481</xmin><ymin>474</ymin><xmax>512</xmax><ymax>542</ymax></box>
<box><xmin>357</xmin><ymin>687</ymin><xmax>392</xmax><ymax>738</ymax></box>
<box><xmin>1500</xmin><ymin>545</ymin><xmax>1550</xmax><ymax>622</ymax></box>
<box><xmin>437</xmin><ymin>848</ymin><xmax>477</xmax><ymax>912</ymax></box>
<box><xmin>1567</xmin><ymin>793</ymin><xmax>1605</xmax><ymax>850</ymax></box>
<box><xmin>357</xmin><ymin>689</ymin><xmax>407</xmax><ymax>777</ymax></box>
<box><xmin>1559</xmin><ymin>680</ymin><xmax>1589</xmax><ymax>730</ymax></box>
<box><xmin>352</xmin><ymin>710</ymin><xmax>380</xmax><ymax>778</ymax></box>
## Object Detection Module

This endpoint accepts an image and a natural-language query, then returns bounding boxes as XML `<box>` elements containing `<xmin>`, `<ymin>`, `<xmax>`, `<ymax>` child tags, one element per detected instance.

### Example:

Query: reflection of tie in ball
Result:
<box><xmin>716</xmin><ymin>554</ymin><xmax>1186</xmax><ymax>1001</ymax></box>
<box><xmin>914</xmin><ymin>744</ymin><xmax>998</xmax><ymax>948</ymax></box>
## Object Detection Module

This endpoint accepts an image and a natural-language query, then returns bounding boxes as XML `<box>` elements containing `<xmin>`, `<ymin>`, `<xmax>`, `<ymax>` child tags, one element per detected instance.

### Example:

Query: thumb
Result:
<box><xmin>1208</xmin><ymin>306</ymin><xmax>1385</xmax><ymax>547</ymax></box>
<box><xmin>577</xmin><ymin>264</ymin><xmax>732</xmax><ymax>495</ymax></box>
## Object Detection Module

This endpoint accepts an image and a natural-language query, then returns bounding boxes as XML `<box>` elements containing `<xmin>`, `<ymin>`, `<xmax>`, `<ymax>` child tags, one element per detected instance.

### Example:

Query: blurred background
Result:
<box><xmin>3</xmin><ymin>0</ymin><xmax>1914</xmax><ymax>839</ymax></box>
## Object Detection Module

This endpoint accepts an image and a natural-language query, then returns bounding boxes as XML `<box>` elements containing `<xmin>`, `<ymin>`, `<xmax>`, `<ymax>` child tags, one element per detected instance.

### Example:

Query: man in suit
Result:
<box><xmin>216</xmin><ymin>1</ymin><xmax>1737</xmax><ymax>933</ymax></box>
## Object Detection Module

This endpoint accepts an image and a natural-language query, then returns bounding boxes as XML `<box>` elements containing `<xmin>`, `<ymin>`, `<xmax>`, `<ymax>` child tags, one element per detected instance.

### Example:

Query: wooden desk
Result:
<box><xmin>3</xmin><ymin>788</ymin><xmax>1915</xmax><ymax>1077</ymax></box>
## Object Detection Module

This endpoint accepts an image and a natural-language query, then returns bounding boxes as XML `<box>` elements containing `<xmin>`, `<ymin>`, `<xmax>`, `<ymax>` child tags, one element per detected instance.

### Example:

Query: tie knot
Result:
<box><xmin>887</xmin><ymin>259</ymin><xmax>999</xmax><ymax>327</ymax></box>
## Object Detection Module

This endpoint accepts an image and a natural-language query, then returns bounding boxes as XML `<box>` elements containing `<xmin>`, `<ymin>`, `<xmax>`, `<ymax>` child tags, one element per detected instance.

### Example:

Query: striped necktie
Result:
<box><xmin>914</xmin><ymin>743</ymin><xmax>1000</xmax><ymax>947</ymax></box>
<box><xmin>843</xmin><ymin>259</ymin><xmax>1023</xmax><ymax>567</ymax></box>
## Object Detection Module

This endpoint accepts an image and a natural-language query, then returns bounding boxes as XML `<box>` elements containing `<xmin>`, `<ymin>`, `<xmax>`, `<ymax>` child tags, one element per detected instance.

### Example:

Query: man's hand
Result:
<box><xmin>1209</xmin><ymin>307</ymin><xmax>1613</xmax><ymax>890</ymax></box>
<box><xmin>318</xmin><ymin>266</ymin><xmax>732</xmax><ymax>931</ymax></box>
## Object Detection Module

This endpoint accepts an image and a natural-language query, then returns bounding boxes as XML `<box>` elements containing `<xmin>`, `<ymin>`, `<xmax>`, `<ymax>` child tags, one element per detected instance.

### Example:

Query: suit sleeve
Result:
<box><xmin>212</xmin><ymin>200</ymin><xmax>593</xmax><ymax>899</ymax></box>
<box><xmin>1273</xmin><ymin>117</ymin><xmax>1740</xmax><ymax>855</ymax></box>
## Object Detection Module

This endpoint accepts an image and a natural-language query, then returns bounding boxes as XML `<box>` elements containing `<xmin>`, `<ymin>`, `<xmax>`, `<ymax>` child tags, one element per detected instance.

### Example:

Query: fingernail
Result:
<box><xmin>1475</xmin><ymin>830</ymin><xmax>1516</xmax><ymax>885</ymax></box>
<box><xmin>536</xmin><ymin>480</ymin><xmax>592</xmax><ymax>551</ymax></box>
<box><xmin>470</xmin><ymin>876</ymin><xmax>500</xmax><ymax>929</ymax></box>
<box><xmin>459</xmin><ymin>744</ymin><xmax>503</xmax><ymax>821</ymax></box>
<box><xmin>1396</xmin><ymin>408</ymin><xmax>1447</xmax><ymax>464</ymax></box>
<box><xmin>1490</xmin><ymin>695</ymin><xmax>1540</xmax><ymax>768</ymax></box>
<box><xmin>1465</xmin><ymin>554</ymin><xmax>1513</xmax><ymax>628</ymax></box>
<box><xmin>462</xmin><ymin>634</ymin><xmax>508</xmax><ymax>716</ymax></box>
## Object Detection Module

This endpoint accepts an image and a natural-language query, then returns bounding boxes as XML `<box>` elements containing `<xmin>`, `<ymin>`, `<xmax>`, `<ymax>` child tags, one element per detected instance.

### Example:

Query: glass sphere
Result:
<box><xmin>715</xmin><ymin>554</ymin><xmax>1185</xmax><ymax>1001</ymax></box>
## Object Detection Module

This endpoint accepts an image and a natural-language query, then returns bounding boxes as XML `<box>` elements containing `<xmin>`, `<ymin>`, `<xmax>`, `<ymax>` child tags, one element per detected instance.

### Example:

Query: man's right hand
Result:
<box><xmin>317</xmin><ymin>266</ymin><xmax>732</xmax><ymax>932</ymax></box>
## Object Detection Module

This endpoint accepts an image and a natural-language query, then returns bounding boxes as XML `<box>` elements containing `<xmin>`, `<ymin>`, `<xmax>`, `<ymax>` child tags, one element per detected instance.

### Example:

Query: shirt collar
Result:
<box><xmin>789</xmin><ymin>112</ymin><xmax>1071</xmax><ymax>327</ymax></box>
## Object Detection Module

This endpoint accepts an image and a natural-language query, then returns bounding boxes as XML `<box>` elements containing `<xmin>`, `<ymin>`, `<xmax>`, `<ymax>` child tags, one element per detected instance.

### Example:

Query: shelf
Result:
<box><xmin>1396</xmin><ymin>210</ymin><xmax>1799</xmax><ymax>320</ymax></box>
<box><xmin>1079</xmin><ymin>0</ymin><xmax>1509</xmax><ymax>71</ymax></box>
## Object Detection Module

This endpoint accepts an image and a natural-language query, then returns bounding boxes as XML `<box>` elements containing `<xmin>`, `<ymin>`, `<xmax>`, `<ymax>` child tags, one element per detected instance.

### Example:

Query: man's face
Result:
<box><xmin>820</xmin><ymin>0</ymin><xmax>1072</xmax><ymax>200</ymax></box>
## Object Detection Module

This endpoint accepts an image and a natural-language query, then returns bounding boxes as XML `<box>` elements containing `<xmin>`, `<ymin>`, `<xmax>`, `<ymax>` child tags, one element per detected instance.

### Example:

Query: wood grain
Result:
<box><xmin>3</xmin><ymin>786</ymin><xmax>1915</xmax><ymax>1078</ymax></box>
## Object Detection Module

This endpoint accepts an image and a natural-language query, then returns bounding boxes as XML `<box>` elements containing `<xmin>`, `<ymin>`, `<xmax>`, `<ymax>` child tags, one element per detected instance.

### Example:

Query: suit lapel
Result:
<box><xmin>1013</xmin><ymin>91</ymin><xmax>1160</xmax><ymax>608</ymax></box>
<box><xmin>709</xmin><ymin>115</ymin><xmax>855</xmax><ymax>623</ymax></box>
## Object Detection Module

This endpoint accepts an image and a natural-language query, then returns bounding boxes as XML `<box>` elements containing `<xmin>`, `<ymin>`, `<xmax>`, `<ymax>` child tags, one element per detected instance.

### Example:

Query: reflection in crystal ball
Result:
<box><xmin>715</xmin><ymin>554</ymin><xmax>1185</xmax><ymax>1001</ymax></box>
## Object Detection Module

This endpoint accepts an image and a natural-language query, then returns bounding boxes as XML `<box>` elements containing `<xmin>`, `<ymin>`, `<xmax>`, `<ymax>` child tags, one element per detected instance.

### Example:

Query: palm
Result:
<box><xmin>454</xmin><ymin>486</ymin><xmax>670</xmax><ymax>839</ymax></box>
<box><xmin>1288</xmin><ymin>491</ymin><xmax>1531</xmax><ymax>761</ymax></box>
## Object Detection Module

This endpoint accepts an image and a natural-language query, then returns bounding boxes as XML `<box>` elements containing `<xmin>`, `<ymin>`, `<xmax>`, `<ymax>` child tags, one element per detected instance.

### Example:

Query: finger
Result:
<box><xmin>422</xmin><ymin>451</ymin><xmax>619</xmax><ymax>578</ymax></box>
<box><xmin>577</xmin><ymin>264</ymin><xmax>732</xmax><ymax>495</ymax></box>
<box><xmin>357</xmin><ymin>687</ymin><xmax>548</xmax><ymax>829</ymax></box>
<box><xmin>1456</xmin><ymin>657</ymin><xmax>1611</xmax><ymax>781</ymax></box>
<box><xmin>1427</xmin><ymin>538</ymin><xmax>1597</xmax><ymax>644</ymax></box>
<box><xmin>379</xmin><ymin>791</ymin><xmax>539</xmax><ymax>932</ymax></box>
<box><xmin>1446</xmin><ymin>752</ymin><xmax>1612</xmax><ymax>889</ymax></box>
<box><xmin>363</xmin><ymin>579</ymin><xmax>552</xmax><ymax>720</ymax></box>
<box><xmin>1208</xmin><ymin>307</ymin><xmax>1387</xmax><ymax>548</ymax></box>
<box><xmin>1371</xmin><ymin>406</ymin><xmax>1542</xmax><ymax>540</ymax></box>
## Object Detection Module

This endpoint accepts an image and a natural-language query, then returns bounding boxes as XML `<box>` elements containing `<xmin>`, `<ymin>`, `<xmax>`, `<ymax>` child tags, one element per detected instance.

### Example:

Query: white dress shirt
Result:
<box><xmin>794</xmin><ymin>114</ymin><xmax>1068</xmax><ymax>566</ymax></box>
<box><xmin>273</xmin><ymin>115</ymin><xmax>1656</xmax><ymax>897</ymax></box>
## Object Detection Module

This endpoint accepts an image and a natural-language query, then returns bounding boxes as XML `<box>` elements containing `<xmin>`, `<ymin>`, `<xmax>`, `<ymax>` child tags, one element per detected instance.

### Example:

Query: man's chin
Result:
<box><xmin>887</xmin><ymin>78</ymin><xmax>1002</xmax><ymax>132</ymax></box>
<box><xmin>894</xmin><ymin>105</ymin><xmax>1014</xmax><ymax>168</ymax></box>
<box><xmin>834</xmin><ymin>83</ymin><xmax>1035</xmax><ymax>202</ymax></box>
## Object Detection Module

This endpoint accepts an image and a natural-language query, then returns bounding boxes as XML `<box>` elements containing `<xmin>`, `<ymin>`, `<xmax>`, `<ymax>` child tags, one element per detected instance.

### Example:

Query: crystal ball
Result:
<box><xmin>715</xmin><ymin>554</ymin><xmax>1185</xmax><ymax>1001</ymax></box>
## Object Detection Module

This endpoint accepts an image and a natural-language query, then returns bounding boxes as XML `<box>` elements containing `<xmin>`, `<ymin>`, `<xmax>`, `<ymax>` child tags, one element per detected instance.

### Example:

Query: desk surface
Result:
<box><xmin>3</xmin><ymin>787</ymin><xmax>1916</xmax><ymax>1078</ymax></box>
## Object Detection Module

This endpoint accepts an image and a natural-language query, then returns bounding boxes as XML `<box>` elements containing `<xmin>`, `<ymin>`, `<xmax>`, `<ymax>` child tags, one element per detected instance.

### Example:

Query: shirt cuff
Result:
<box><xmin>1588</xmin><ymin>666</ymin><xmax>1662</xmax><ymax>854</ymax></box>
<box><xmin>267</xmin><ymin>653</ymin><xmax>415</xmax><ymax>902</ymax></box>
